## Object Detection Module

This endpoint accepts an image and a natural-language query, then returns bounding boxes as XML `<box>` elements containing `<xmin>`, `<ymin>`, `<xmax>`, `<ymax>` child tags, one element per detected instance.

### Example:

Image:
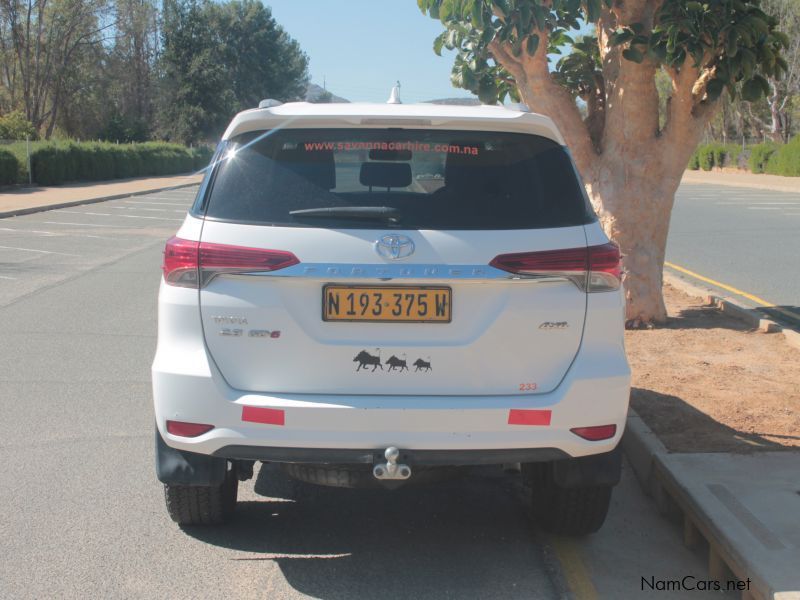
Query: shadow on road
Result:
<box><xmin>182</xmin><ymin>464</ymin><xmax>556</xmax><ymax>600</ymax></box>
<box><xmin>759</xmin><ymin>305</ymin><xmax>800</xmax><ymax>331</ymax></box>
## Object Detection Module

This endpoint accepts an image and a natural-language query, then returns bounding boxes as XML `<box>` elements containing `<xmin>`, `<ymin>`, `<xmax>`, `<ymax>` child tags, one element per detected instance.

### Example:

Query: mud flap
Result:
<box><xmin>155</xmin><ymin>427</ymin><xmax>227</xmax><ymax>486</ymax></box>
<box><xmin>551</xmin><ymin>445</ymin><xmax>622</xmax><ymax>488</ymax></box>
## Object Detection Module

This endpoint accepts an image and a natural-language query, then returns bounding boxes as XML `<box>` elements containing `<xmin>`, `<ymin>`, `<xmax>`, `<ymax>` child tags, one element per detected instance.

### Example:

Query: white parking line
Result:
<box><xmin>0</xmin><ymin>274</ymin><xmax>17</xmax><ymax>279</ymax></box>
<box><xmin>110</xmin><ymin>206</ymin><xmax>186</xmax><ymax>214</ymax></box>
<box><xmin>0</xmin><ymin>245</ymin><xmax>80</xmax><ymax>256</ymax></box>
<box><xmin>746</xmin><ymin>207</ymin><xmax>781</xmax><ymax>210</ymax></box>
<box><xmin>0</xmin><ymin>227</ymin><xmax>116</xmax><ymax>239</ymax></box>
<box><xmin>138</xmin><ymin>196</ymin><xmax>195</xmax><ymax>201</ymax></box>
<box><xmin>59</xmin><ymin>210</ymin><xmax>183</xmax><ymax>221</ymax></box>
<box><xmin>43</xmin><ymin>221</ymin><xmax>128</xmax><ymax>228</ymax></box>
<box><xmin>0</xmin><ymin>227</ymin><xmax>56</xmax><ymax>236</ymax></box>
<box><xmin>110</xmin><ymin>206</ymin><xmax>170</xmax><ymax>212</ymax></box>
<box><xmin>123</xmin><ymin>200</ymin><xmax>189</xmax><ymax>206</ymax></box>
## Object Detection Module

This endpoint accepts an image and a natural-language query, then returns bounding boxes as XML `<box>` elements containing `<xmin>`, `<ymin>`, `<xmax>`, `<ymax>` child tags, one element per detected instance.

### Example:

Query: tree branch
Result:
<box><xmin>490</xmin><ymin>32</ymin><xmax>596</xmax><ymax>178</ymax></box>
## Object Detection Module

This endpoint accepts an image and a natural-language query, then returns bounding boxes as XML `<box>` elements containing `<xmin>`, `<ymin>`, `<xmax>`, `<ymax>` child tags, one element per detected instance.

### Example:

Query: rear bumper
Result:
<box><xmin>212</xmin><ymin>445</ymin><xmax>569</xmax><ymax>465</ymax></box>
<box><xmin>152</xmin><ymin>279</ymin><xmax>631</xmax><ymax>461</ymax></box>
<box><xmin>152</xmin><ymin>341</ymin><xmax>630</xmax><ymax>462</ymax></box>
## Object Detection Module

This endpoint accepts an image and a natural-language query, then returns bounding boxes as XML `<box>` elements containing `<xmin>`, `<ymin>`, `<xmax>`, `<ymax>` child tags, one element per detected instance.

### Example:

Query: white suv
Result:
<box><xmin>153</xmin><ymin>101</ymin><xmax>630</xmax><ymax>535</ymax></box>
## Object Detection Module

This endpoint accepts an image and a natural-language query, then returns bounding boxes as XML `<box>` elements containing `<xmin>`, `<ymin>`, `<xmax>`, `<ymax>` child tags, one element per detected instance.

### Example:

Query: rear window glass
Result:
<box><xmin>200</xmin><ymin>128</ymin><xmax>594</xmax><ymax>230</ymax></box>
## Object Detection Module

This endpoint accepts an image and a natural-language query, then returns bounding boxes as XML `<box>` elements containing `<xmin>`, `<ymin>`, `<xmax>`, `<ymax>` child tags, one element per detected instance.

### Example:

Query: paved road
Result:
<box><xmin>667</xmin><ymin>183</ymin><xmax>800</xmax><ymax>325</ymax></box>
<box><xmin>0</xmin><ymin>187</ymin><xmax>721</xmax><ymax>599</ymax></box>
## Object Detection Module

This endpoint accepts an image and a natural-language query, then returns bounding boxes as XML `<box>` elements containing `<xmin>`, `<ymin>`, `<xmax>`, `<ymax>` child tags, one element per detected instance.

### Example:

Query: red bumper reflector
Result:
<box><xmin>242</xmin><ymin>406</ymin><xmax>285</xmax><ymax>426</ymax></box>
<box><xmin>508</xmin><ymin>409</ymin><xmax>552</xmax><ymax>426</ymax></box>
<box><xmin>570</xmin><ymin>424</ymin><xmax>617</xmax><ymax>441</ymax></box>
<box><xmin>166</xmin><ymin>420</ymin><xmax>214</xmax><ymax>437</ymax></box>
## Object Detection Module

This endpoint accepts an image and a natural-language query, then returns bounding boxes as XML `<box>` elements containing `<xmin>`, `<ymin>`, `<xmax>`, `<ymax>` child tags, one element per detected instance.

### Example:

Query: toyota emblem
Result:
<box><xmin>374</xmin><ymin>234</ymin><xmax>415</xmax><ymax>260</ymax></box>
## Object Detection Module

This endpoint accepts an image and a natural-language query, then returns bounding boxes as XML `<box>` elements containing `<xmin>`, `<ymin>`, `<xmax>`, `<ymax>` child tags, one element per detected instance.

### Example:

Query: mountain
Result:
<box><xmin>305</xmin><ymin>83</ymin><xmax>349</xmax><ymax>103</ymax></box>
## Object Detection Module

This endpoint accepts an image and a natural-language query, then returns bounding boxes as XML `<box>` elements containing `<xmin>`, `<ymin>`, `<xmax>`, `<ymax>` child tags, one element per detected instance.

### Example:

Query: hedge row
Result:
<box><xmin>0</xmin><ymin>141</ymin><xmax>212</xmax><ymax>186</ymax></box>
<box><xmin>687</xmin><ymin>143</ymin><xmax>743</xmax><ymax>171</ymax></box>
<box><xmin>30</xmin><ymin>142</ymin><xmax>212</xmax><ymax>186</ymax></box>
<box><xmin>688</xmin><ymin>137</ymin><xmax>800</xmax><ymax>176</ymax></box>
<box><xmin>764</xmin><ymin>136</ymin><xmax>800</xmax><ymax>177</ymax></box>
<box><xmin>0</xmin><ymin>149</ymin><xmax>18</xmax><ymax>185</ymax></box>
<box><xmin>748</xmin><ymin>143</ymin><xmax>777</xmax><ymax>173</ymax></box>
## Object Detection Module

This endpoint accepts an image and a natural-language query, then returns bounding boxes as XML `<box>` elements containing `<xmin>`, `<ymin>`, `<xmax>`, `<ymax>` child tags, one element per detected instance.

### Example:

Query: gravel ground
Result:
<box><xmin>627</xmin><ymin>284</ymin><xmax>800</xmax><ymax>453</ymax></box>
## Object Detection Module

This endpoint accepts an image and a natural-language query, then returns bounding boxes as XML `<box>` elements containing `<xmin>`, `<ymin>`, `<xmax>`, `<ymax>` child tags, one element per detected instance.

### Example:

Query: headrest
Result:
<box><xmin>359</xmin><ymin>162</ymin><xmax>412</xmax><ymax>189</ymax></box>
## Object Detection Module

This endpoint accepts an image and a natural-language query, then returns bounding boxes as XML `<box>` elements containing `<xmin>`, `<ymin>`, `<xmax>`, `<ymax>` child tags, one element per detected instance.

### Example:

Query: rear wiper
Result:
<box><xmin>289</xmin><ymin>206</ymin><xmax>401</xmax><ymax>223</ymax></box>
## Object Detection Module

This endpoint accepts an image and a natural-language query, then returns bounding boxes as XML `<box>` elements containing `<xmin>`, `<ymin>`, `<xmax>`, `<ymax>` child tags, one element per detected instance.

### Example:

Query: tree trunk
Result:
<box><xmin>769</xmin><ymin>90</ymin><xmax>785</xmax><ymax>143</ymax></box>
<box><xmin>585</xmin><ymin>162</ymin><xmax>682</xmax><ymax>326</ymax></box>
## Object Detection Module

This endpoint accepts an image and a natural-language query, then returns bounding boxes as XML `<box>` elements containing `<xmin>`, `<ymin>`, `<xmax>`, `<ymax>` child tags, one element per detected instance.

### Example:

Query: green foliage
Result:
<box><xmin>688</xmin><ymin>148</ymin><xmax>700</xmax><ymax>170</ymax></box>
<box><xmin>418</xmin><ymin>0</ymin><xmax>788</xmax><ymax>105</ymax></box>
<box><xmin>692</xmin><ymin>142</ymin><xmax>743</xmax><ymax>170</ymax></box>
<box><xmin>157</xmin><ymin>0</ymin><xmax>308</xmax><ymax>143</ymax></box>
<box><xmin>99</xmin><ymin>114</ymin><xmax>150</xmax><ymax>143</ymax></box>
<box><xmin>0</xmin><ymin>149</ymin><xmax>18</xmax><ymax>185</ymax></box>
<box><xmin>29</xmin><ymin>141</ymin><xmax>205</xmax><ymax>186</ymax></box>
<box><xmin>697</xmin><ymin>144</ymin><xmax>718</xmax><ymax>170</ymax></box>
<box><xmin>765</xmin><ymin>135</ymin><xmax>800</xmax><ymax>175</ymax></box>
<box><xmin>0</xmin><ymin>111</ymin><xmax>37</xmax><ymax>140</ymax></box>
<box><xmin>748</xmin><ymin>142</ymin><xmax>778</xmax><ymax>172</ymax></box>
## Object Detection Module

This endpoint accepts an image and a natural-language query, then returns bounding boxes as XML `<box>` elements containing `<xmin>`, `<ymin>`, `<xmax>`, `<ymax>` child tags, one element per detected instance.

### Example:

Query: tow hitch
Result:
<box><xmin>372</xmin><ymin>447</ymin><xmax>411</xmax><ymax>481</ymax></box>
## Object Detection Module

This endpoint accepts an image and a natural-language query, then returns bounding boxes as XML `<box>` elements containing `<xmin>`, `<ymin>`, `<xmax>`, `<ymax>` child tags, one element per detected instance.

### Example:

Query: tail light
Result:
<box><xmin>166</xmin><ymin>420</ymin><xmax>215</xmax><ymax>437</ymax></box>
<box><xmin>570</xmin><ymin>424</ymin><xmax>617</xmax><ymax>441</ymax></box>
<box><xmin>489</xmin><ymin>243</ymin><xmax>621</xmax><ymax>292</ymax></box>
<box><xmin>162</xmin><ymin>236</ymin><xmax>299</xmax><ymax>288</ymax></box>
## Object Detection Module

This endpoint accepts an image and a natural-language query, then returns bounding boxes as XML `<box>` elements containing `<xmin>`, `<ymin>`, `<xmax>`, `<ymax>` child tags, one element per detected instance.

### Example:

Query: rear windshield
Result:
<box><xmin>198</xmin><ymin>128</ymin><xmax>594</xmax><ymax>230</ymax></box>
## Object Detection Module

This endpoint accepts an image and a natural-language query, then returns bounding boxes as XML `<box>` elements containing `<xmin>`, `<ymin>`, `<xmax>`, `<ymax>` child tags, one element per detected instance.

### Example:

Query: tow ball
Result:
<box><xmin>373</xmin><ymin>447</ymin><xmax>412</xmax><ymax>481</ymax></box>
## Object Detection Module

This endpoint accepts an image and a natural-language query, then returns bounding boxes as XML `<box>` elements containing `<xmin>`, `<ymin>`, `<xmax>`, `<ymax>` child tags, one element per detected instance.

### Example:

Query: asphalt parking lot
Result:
<box><xmin>667</xmin><ymin>183</ymin><xmax>800</xmax><ymax>327</ymax></box>
<box><xmin>0</xmin><ymin>186</ymin><xmax>730</xmax><ymax>599</ymax></box>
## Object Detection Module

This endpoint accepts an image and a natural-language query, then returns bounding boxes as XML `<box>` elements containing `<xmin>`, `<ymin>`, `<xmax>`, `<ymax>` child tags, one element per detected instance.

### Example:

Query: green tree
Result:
<box><xmin>418</xmin><ymin>0</ymin><xmax>788</xmax><ymax>326</ymax></box>
<box><xmin>210</xmin><ymin>0</ymin><xmax>308</xmax><ymax>110</ymax></box>
<box><xmin>156</xmin><ymin>0</ymin><xmax>234</xmax><ymax>143</ymax></box>
<box><xmin>105</xmin><ymin>0</ymin><xmax>160</xmax><ymax>138</ymax></box>
<box><xmin>0</xmin><ymin>0</ymin><xmax>112</xmax><ymax>137</ymax></box>
<box><xmin>156</xmin><ymin>0</ymin><xmax>308</xmax><ymax>143</ymax></box>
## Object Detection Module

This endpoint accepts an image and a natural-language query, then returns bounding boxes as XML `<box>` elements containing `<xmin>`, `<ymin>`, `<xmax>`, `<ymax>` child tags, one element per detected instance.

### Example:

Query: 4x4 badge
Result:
<box><xmin>374</xmin><ymin>234</ymin><xmax>415</xmax><ymax>260</ymax></box>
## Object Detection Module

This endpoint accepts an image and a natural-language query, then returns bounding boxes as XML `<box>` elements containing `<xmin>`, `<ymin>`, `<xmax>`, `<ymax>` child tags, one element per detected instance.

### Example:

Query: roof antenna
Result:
<box><xmin>387</xmin><ymin>81</ymin><xmax>402</xmax><ymax>104</ymax></box>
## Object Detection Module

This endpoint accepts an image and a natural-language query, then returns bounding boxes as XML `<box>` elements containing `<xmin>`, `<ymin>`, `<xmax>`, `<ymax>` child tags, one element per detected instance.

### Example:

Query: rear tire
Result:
<box><xmin>164</xmin><ymin>466</ymin><xmax>238</xmax><ymax>525</ymax></box>
<box><xmin>526</xmin><ymin>463</ymin><xmax>612</xmax><ymax>536</ymax></box>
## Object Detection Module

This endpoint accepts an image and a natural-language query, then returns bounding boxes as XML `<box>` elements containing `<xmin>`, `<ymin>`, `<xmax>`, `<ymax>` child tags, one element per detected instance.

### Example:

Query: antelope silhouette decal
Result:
<box><xmin>413</xmin><ymin>358</ymin><xmax>432</xmax><ymax>372</ymax></box>
<box><xmin>354</xmin><ymin>350</ymin><xmax>383</xmax><ymax>372</ymax></box>
<box><xmin>385</xmin><ymin>355</ymin><xmax>408</xmax><ymax>372</ymax></box>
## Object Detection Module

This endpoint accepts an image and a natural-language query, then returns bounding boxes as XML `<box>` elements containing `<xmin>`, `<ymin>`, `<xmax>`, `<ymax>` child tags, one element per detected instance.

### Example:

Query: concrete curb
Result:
<box><xmin>622</xmin><ymin>412</ymin><xmax>789</xmax><ymax>600</ymax></box>
<box><xmin>664</xmin><ymin>272</ymin><xmax>799</xmax><ymax>351</ymax></box>
<box><xmin>0</xmin><ymin>181</ymin><xmax>199</xmax><ymax>219</ymax></box>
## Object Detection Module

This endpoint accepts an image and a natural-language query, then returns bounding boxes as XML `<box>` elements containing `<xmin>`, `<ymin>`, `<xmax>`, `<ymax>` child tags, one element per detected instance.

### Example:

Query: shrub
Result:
<box><xmin>0</xmin><ymin>111</ymin><xmax>37</xmax><ymax>140</ymax></box>
<box><xmin>29</xmin><ymin>140</ymin><xmax>198</xmax><ymax>185</ymax></box>
<box><xmin>697</xmin><ymin>144</ymin><xmax>718</xmax><ymax>170</ymax></box>
<box><xmin>722</xmin><ymin>144</ymin><xmax>742</xmax><ymax>167</ymax></box>
<box><xmin>31</xmin><ymin>145</ymin><xmax>67</xmax><ymax>185</ymax></box>
<box><xmin>0</xmin><ymin>149</ymin><xmax>18</xmax><ymax>185</ymax></box>
<box><xmin>765</xmin><ymin>136</ymin><xmax>800</xmax><ymax>177</ymax></box>
<box><xmin>687</xmin><ymin>148</ymin><xmax>700</xmax><ymax>170</ymax></box>
<box><xmin>691</xmin><ymin>142</ymin><xmax>744</xmax><ymax>171</ymax></box>
<box><xmin>748</xmin><ymin>142</ymin><xmax>777</xmax><ymax>174</ymax></box>
<box><xmin>191</xmin><ymin>145</ymin><xmax>214</xmax><ymax>170</ymax></box>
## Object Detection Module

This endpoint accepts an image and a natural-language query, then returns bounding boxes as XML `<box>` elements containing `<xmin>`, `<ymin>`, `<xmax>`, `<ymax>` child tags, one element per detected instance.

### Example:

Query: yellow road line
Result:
<box><xmin>549</xmin><ymin>535</ymin><xmax>598</xmax><ymax>600</ymax></box>
<box><xmin>664</xmin><ymin>261</ymin><xmax>800</xmax><ymax>321</ymax></box>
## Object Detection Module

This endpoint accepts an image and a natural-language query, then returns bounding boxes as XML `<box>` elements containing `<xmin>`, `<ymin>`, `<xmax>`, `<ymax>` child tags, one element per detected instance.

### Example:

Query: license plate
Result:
<box><xmin>322</xmin><ymin>285</ymin><xmax>451</xmax><ymax>323</ymax></box>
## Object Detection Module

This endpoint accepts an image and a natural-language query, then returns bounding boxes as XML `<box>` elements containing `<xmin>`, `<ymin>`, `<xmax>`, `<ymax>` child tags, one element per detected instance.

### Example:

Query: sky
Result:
<box><xmin>265</xmin><ymin>1</ymin><xmax>474</xmax><ymax>103</ymax></box>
